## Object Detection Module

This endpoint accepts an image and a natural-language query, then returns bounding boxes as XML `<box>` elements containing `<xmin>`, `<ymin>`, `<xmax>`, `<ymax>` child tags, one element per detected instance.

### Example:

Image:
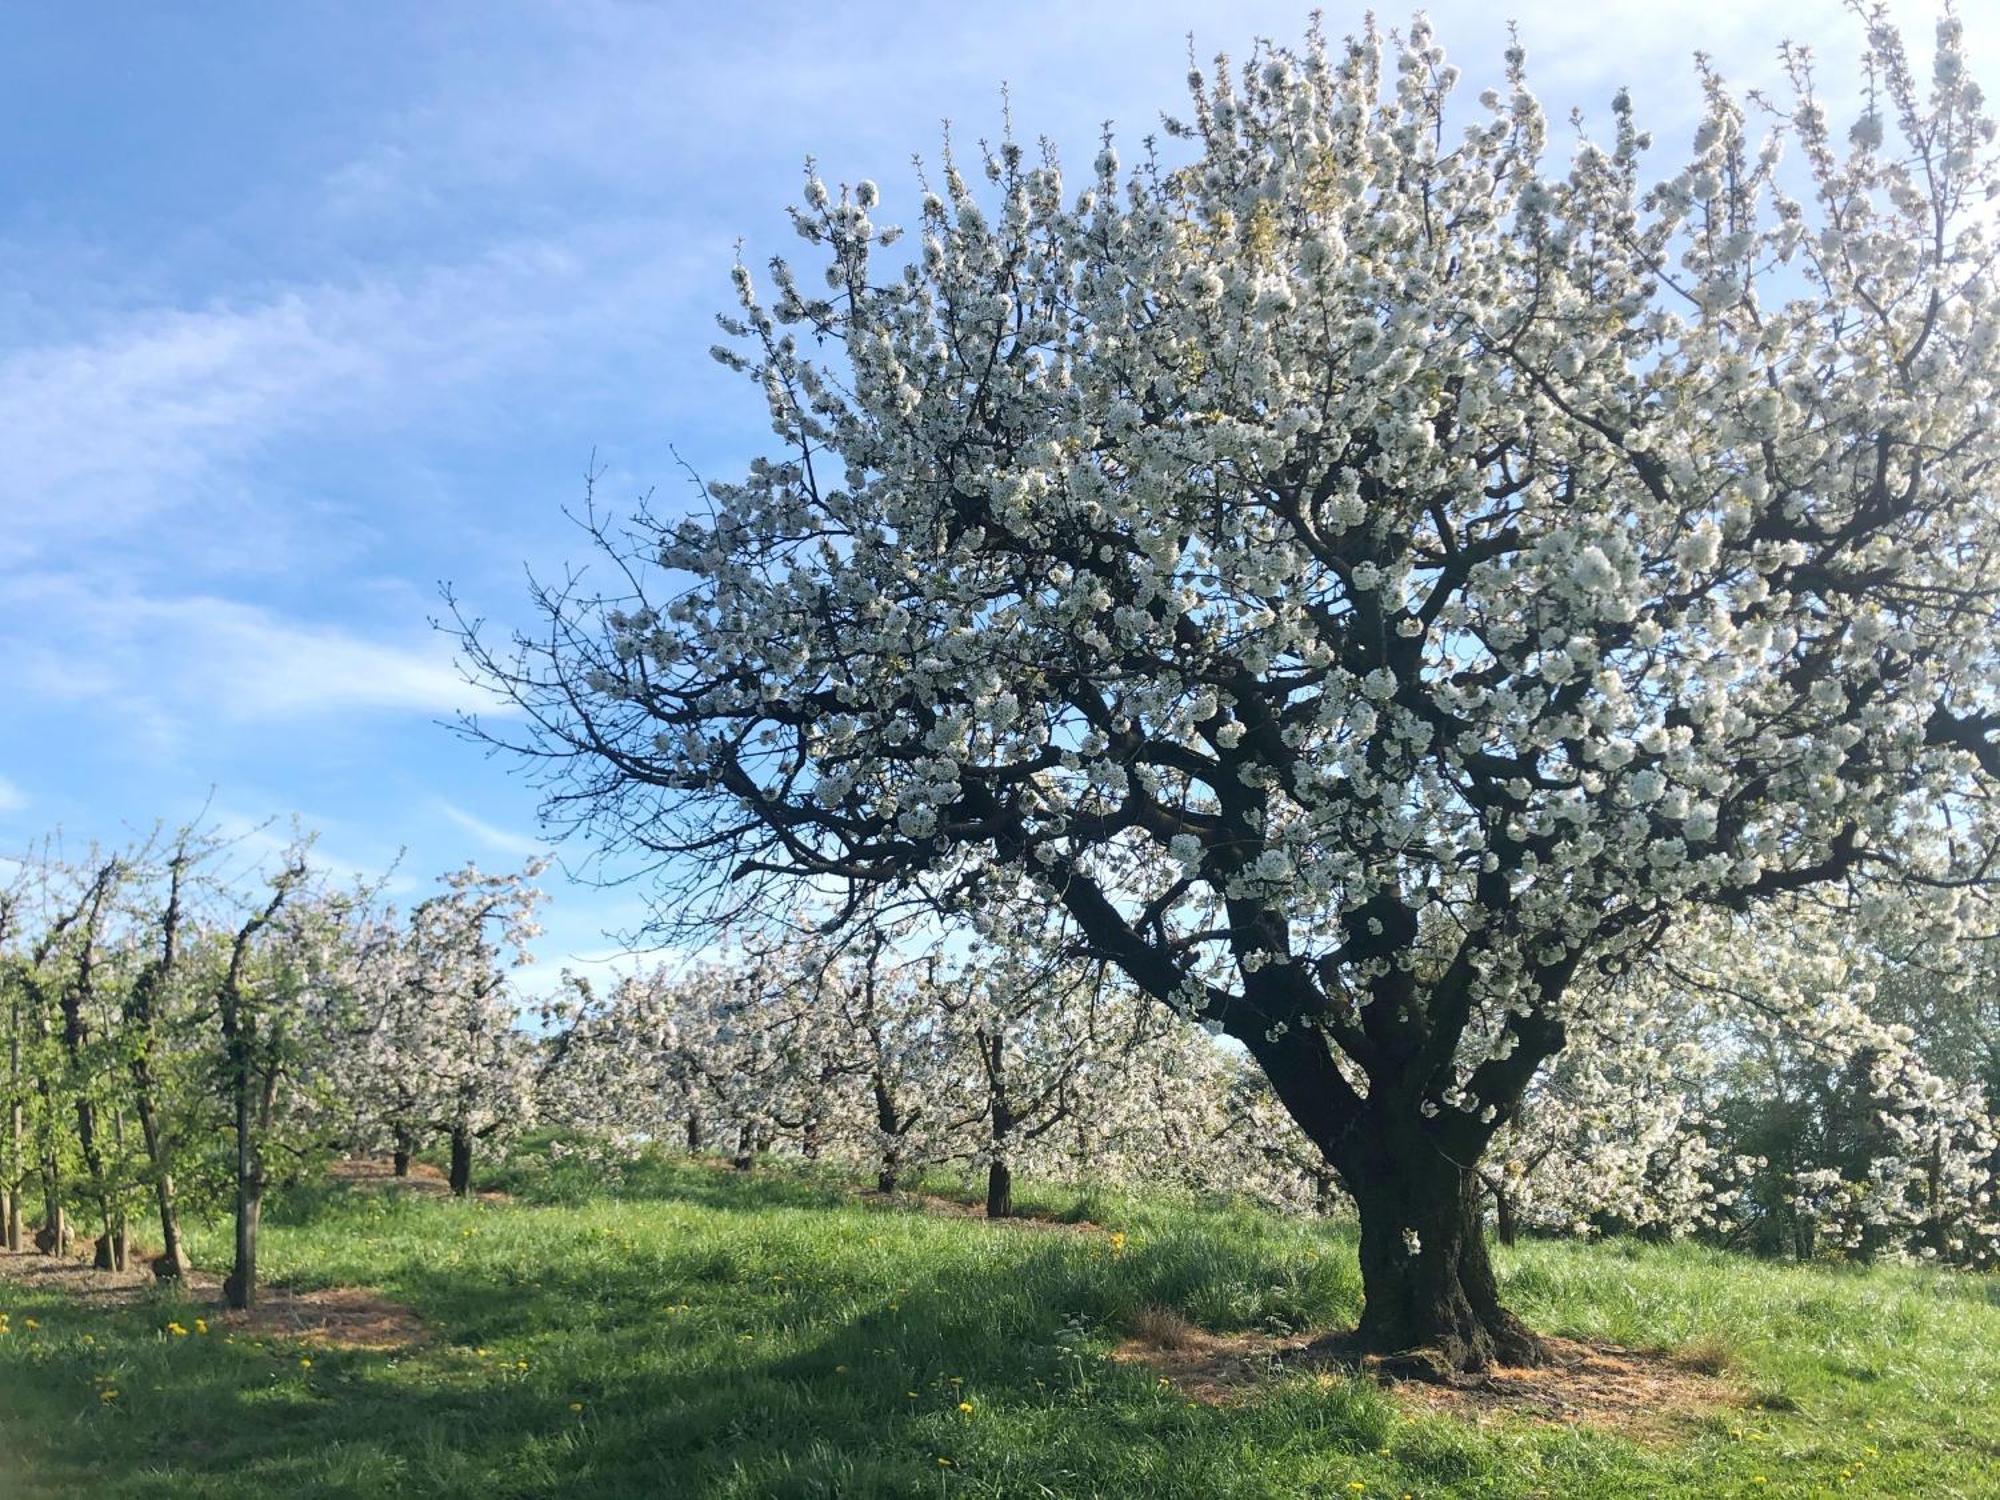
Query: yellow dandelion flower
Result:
<box><xmin>299</xmin><ymin>1357</ymin><xmax>313</xmax><ymax>1369</ymax></box>
<box><xmin>958</xmin><ymin>1400</ymin><xmax>974</xmax><ymax>1413</ymax></box>
<box><xmin>194</xmin><ymin>1319</ymin><xmax>208</xmax><ymax>1335</ymax></box>
<box><xmin>99</xmin><ymin>1389</ymin><xmax>118</xmax><ymax>1402</ymax></box>
<box><xmin>569</xmin><ymin>1402</ymin><xmax>585</xmax><ymax>1413</ymax></box>
<box><xmin>23</xmin><ymin>1318</ymin><xmax>38</xmax><ymax>1329</ymax></box>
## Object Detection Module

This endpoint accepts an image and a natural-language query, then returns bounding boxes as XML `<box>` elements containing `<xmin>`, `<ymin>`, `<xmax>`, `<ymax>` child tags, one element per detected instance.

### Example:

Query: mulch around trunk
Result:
<box><xmin>328</xmin><ymin>1157</ymin><xmax>509</xmax><ymax>1202</ymax></box>
<box><xmin>0</xmin><ymin>1243</ymin><xmax>425</xmax><ymax>1351</ymax></box>
<box><xmin>1112</xmin><ymin>1310</ymin><xmax>1741</xmax><ymax>1440</ymax></box>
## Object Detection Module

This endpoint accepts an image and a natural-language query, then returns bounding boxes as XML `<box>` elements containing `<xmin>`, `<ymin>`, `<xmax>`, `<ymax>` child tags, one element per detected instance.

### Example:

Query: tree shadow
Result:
<box><xmin>0</xmin><ymin>1181</ymin><xmax>1430</xmax><ymax>1499</ymax></box>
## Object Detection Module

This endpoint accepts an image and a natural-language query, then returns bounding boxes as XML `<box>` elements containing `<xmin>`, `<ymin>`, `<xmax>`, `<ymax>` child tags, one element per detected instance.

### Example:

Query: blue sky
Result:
<box><xmin>2</xmin><ymin>0</ymin><xmax>1986</xmax><ymax>974</ymax></box>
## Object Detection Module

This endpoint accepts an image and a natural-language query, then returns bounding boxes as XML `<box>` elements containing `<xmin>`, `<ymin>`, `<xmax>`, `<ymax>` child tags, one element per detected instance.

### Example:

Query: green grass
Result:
<box><xmin>2</xmin><ymin>1153</ymin><xmax>1997</xmax><ymax>1497</ymax></box>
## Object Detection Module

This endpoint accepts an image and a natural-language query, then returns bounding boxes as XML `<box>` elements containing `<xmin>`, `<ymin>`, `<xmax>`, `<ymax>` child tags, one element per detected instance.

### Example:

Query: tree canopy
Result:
<box><xmin>467</xmin><ymin>11</ymin><xmax>2000</xmax><ymax>1369</ymax></box>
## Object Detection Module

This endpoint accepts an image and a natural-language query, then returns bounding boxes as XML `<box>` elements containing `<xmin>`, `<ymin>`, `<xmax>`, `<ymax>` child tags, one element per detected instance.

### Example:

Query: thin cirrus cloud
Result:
<box><xmin>432</xmin><ymin>799</ymin><xmax>549</xmax><ymax>860</ymax></box>
<box><xmin>0</xmin><ymin>226</ymin><xmax>717</xmax><ymax>573</ymax></box>
<box><xmin>4</xmin><ymin>578</ymin><xmax>499</xmax><ymax>732</ymax></box>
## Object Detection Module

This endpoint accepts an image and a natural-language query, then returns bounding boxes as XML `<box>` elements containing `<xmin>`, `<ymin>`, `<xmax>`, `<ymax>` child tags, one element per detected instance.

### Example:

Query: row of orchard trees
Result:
<box><xmin>536</xmin><ymin>899</ymin><xmax>1999</xmax><ymax>1262</ymax></box>
<box><xmin>0</xmin><ymin>824</ymin><xmax>554</xmax><ymax>1308</ymax></box>
<box><xmin>0</xmin><ymin>826</ymin><xmax>343</xmax><ymax>1301</ymax></box>
<box><xmin>538</xmin><ymin>915</ymin><xmax>1337</xmax><ymax>1217</ymax></box>
<box><xmin>4</xmin><ymin>818</ymin><xmax>1990</xmax><ymax>1310</ymax></box>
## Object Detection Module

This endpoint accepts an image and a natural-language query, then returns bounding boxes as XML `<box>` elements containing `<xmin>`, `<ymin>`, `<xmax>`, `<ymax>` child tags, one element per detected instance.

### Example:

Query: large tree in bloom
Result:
<box><xmin>466</xmin><ymin>13</ymin><xmax>2000</xmax><ymax>1369</ymax></box>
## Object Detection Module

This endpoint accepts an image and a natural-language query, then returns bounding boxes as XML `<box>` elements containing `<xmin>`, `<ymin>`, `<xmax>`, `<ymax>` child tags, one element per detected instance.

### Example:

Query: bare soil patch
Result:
<box><xmin>0</xmin><ymin>1244</ymin><xmax>424</xmax><ymax>1351</ymax></box>
<box><xmin>1112</xmin><ymin>1318</ymin><xmax>1740</xmax><ymax>1439</ymax></box>
<box><xmin>328</xmin><ymin>1156</ymin><xmax>509</xmax><ymax>1203</ymax></box>
<box><xmin>865</xmin><ymin>1188</ymin><xmax>1106</xmax><ymax>1236</ymax></box>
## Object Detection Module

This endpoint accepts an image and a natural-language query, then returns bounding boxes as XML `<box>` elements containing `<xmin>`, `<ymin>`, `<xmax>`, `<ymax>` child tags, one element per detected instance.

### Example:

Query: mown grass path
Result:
<box><xmin>2</xmin><ymin>1157</ymin><xmax>1996</xmax><ymax>1497</ymax></box>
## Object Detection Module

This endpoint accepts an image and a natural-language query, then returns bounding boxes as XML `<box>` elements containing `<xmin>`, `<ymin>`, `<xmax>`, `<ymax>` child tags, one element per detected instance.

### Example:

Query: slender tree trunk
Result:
<box><xmin>872</xmin><ymin>1073</ymin><xmax>905</xmax><ymax>1195</ymax></box>
<box><xmin>6</xmin><ymin>995</ymin><xmax>22</xmax><ymax>1252</ymax></box>
<box><xmin>1493</xmin><ymin>1182</ymin><xmax>1519</xmax><ymax>1249</ymax></box>
<box><xmin>131</xmin><ymin>1062</ymin><xmax>186</xmax><ymax>1277</ymax></box>
<box><xmin>36</xmin><ymin>1144</ymin><xmax>64</xmax><ymax>1256</ymax></box>
<box><xmin>1925</xmin><ymin>1134</ymin><xmax>1950</xmax><ymax>1261</ymax></box>
<box><xmin>685</xmin><ymin>1113</ymin><xmax>702</xmax><ymax>1154</ymax></box>
<box><xmin>35</xmin><ymin>1200</ymin><xmax>65</xmax><ymax>1256</ymax></box>
<box><xmin>985</xmin><ymin>1158</ymin><xmax>1013</xmax><ymax>1220</ymax></box>
<box><xmin>1313</xmin><ymin>1166</ymin><xmax>1340</xmax><ymax>1217</ymax></box>
<box><xmin>447</xmin><ymin>1126</ymin><xmax>473</xmax><ymax>1198</ymax></box>
<box><xmin>393</xmin><ymin>1126</ymin><xmax>414</xmax><ymax>1179</ymax></box>
<box><xmin>226</xmin><ymin>1057</ymin><xmax>260</xmax><ymax>1309</ymax></box>
<box><xmin>983</xmin><ymin>1033</ymin><xmax>1015</xmax><ymax>1219</ymax></box>
<box><xmin>733</xmin><ymin>1123</ymin><xmax>755</xmax><ymax>1171</ymax></box>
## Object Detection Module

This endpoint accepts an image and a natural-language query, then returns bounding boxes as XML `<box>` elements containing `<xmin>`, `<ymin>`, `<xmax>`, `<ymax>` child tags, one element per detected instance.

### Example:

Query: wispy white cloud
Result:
<box><xmin>432</xmin><ymin>798</ymin><xmax>547</xmax><ymax>859</ymax></box>
<box><xmin>2</xmin><ymin>575</ymin><xmax>506</xmax><ymax>734</ymax></box>
<box><xmin>0</xmin><ymin>776</ymin><xmax>27</xmax><ymax>814</ymax></box>
<box><xmin>0</xmin><ymin>227</ymin><xmax>717</xmax><ymax>572</ymax></box>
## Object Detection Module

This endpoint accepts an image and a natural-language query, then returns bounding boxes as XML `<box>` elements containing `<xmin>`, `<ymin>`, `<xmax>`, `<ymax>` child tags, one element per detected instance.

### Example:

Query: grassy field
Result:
<box><xmin>1</xmin><ymin>1153</ymin><xmax>1997</xmax><ymax>1498</ymax></box>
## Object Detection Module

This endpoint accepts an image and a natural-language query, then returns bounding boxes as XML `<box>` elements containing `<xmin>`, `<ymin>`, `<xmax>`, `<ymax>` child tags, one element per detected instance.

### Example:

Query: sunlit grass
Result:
<box><xmin>0</xmin><ymin>1151</ymin><xmax>1995</xmax><ymax>1497</ymax></box>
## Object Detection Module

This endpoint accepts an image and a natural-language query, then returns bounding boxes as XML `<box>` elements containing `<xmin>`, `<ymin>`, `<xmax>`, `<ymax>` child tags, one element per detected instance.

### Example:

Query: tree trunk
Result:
<box><xmin>732</xmin><ymin>1124</ymin><xmax>754</xmax><ymax>1171</ymax></box>
<box><xmin>37</xmin><ymin>1173</ymin><xmax>64</xmax><ymax>1256</ymax></box>
<box><xmin>872</xmin><ymin>1073</ymin><xmax>906</xmax><ymax>1196</ymax></box>
<box><xmin>33</xmin><ymin>1205</ymin><xmax>65</xmax><ymax>1256</ymax></box>
<box><xmin>447</xmin><ymin>1127</ymin><xmax>473</xmax><ymax>1198</ymax></box>
<box><xmin>985</xmin><ymin>1158</ymin><xmax>1013</xmax><ymax>1219</ymax></box>
<box><xmin>6</xmin><ymin>995</ymin><xmax>21</xmax><ymax>1252</ymax></box>
<box><xmin>393</xmin><ymin>1126</ymin><xmax>414</xmax><ymax>1179</ymax></box>
<box><xmin>226</xmin><ymin>1189</ymin><xmax>261</xmax><ymax>1311</ymax></box>
<box><xmin>1926</xmin><ymin>1136</ymin><xmax>1948</xmax><ymax>1261</ymax></box>
<box><xmin>1313</xmin><ymin>1166</ymin><xmax>1340</xmax><ymax>1217</ymax></box>
<box><xmin>1345</xmin><ymin>1153</ymin><xmax>1541</xmax><ymax>1373</ymax></box>
<box><xmin>132</xmin><ymin>1068</ymin><xmax>187</xmax><ymax>1278</ymax></box>
<box><xmin>227</xmin><ymin>1063</ymin><xmax>259</xmax><ymax>1309</ymax></box>
<box><xmin>685</xmin><ymin>1114</ymin><xmax>702</xmax><ymax>1154</ymax></box>
<box><xmin>1494</xmin><ymin>1183</ymin><xmax>1519</xmax><ymax>1249</ymax></box>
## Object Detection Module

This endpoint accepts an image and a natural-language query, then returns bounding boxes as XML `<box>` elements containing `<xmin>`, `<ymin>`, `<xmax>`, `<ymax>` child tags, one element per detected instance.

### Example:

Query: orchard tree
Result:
<box><xmin>930</xmin><ymin>926</ymin><xmax>1174</xmax><ymax>1217</ymax></box>
<box><xmin>466</xmin><ymin>15</ymin><xmax>2000</xmax><ymax>1369</ymax></box>
<box><xmin>348</xmin><ymin>863</ymin><xmax>546</xmax><ymax>1195</ymax></box>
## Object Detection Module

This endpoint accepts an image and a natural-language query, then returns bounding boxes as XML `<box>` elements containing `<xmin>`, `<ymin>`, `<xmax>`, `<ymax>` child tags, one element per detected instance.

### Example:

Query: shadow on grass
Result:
<box><xmin>1</xmin><ymin>1174</ymin><xmax>1461</xmax><ymax>1500</ymax></box>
